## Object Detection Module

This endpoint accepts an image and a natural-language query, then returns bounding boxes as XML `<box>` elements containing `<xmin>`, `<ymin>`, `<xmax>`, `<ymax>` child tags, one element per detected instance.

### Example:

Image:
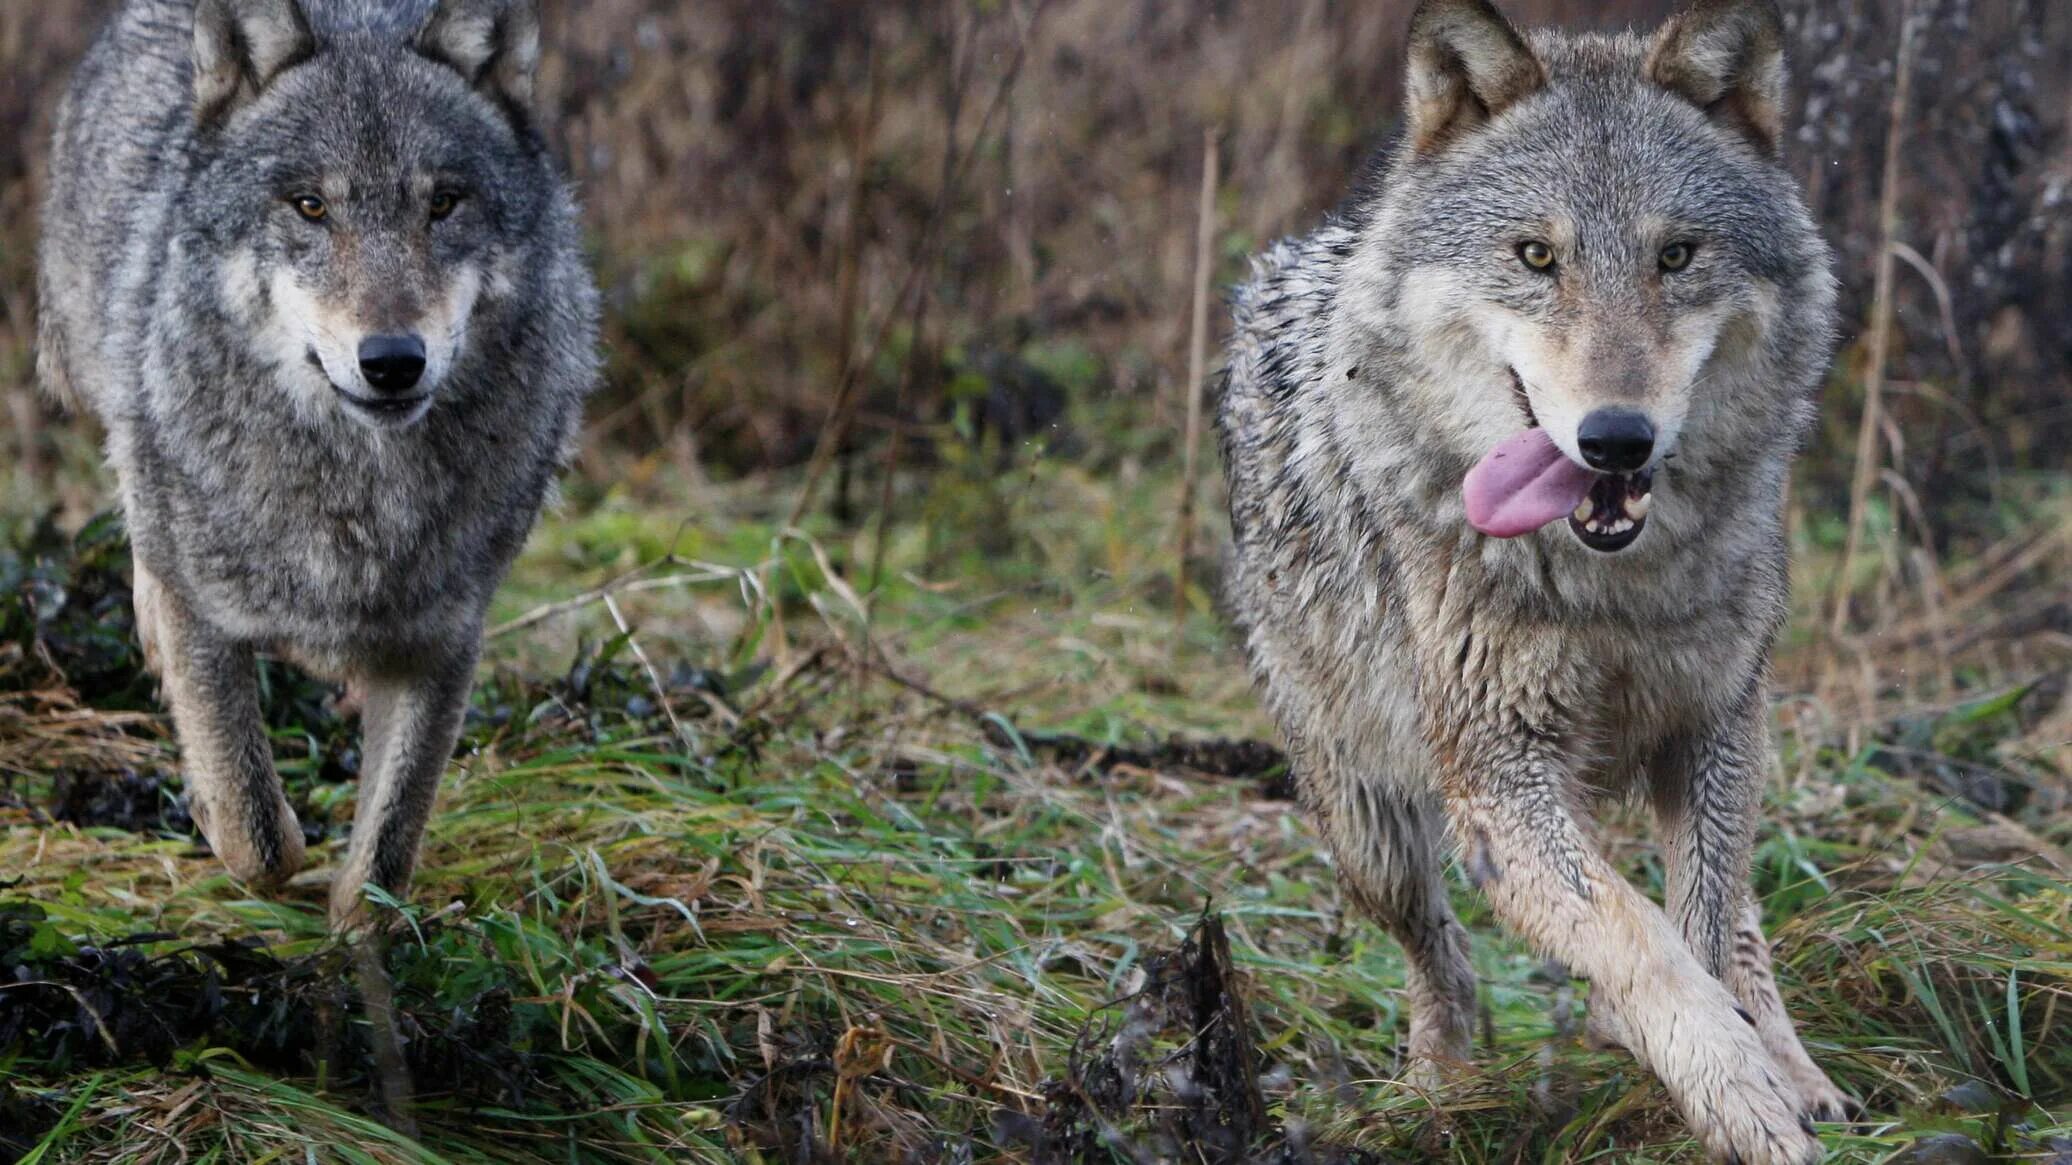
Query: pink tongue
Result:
<box><xmin>1463</xmin><ymin>428</ymin><xmax>1599</xmax><ymax>538</ymax></box>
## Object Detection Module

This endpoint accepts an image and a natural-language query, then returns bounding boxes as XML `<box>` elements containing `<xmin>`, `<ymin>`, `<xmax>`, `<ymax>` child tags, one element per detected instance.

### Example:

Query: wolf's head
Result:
<box><xmin>190</xmin><ymin>0</ymin><xmax>546</xmax><ymax>430</ymax></box>
<box><xmin>1365</xmin><ymin>0</ymin><xmax>1832</xmax><ymax>553</ymax></box>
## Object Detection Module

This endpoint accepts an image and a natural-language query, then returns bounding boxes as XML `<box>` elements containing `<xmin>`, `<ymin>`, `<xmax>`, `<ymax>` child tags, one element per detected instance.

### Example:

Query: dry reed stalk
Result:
<box><xmin>1829</xmin><ymin>1</ymin><xmax>1918</xmax><ymax>639</ymax></box>
<box><xmin>1824</xmin><ymin>0</ymin><xmax>1919</xmax><ymax>713</ymax></box>
<box><xmin>1172</xmin><ymin>128</ymin><xmax>1219</xmax><ymax>654</ymax></box>
<box><xmin>5</xmin><ymin>385</ymin><xmax>42</xmax><ymax>489</ymax></box>
<box><xmin>1890</xmin><ymin>240</ymin><xmax>1968</xmax><ymax>382</ymax></box>
<box><xmin>1909</xmin><ymin>544</ymin><xmax>1955</xmax><ymax>698</ymax></box>
<box><xmin>1</xmin><ymin>257</ymin><xmax>43</xmax><ymax>483</ymax></box>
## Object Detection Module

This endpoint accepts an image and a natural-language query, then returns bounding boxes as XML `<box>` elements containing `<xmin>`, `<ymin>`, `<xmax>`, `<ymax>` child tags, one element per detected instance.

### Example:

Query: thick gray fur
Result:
<box><xmin>38</xmin><ymin>0</ymin><xmax>597</xmax><ymax>928</ymax></box>
<box><xmin>1219</xmin><ymin>2</ymin><xmax>1847</xmax><ymax>1161</ymax></box>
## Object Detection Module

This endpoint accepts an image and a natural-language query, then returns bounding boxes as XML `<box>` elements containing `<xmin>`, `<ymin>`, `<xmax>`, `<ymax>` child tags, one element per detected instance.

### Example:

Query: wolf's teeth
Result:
<box><xmin>1626</xmin><ymin>492</ymin><xmax>1652</xmax><ymax>520</ymax></box>
<box><xmin>1574</xmin><ymin>498</ymin><xmax>1594</xmax><ymax>522</ymax></box>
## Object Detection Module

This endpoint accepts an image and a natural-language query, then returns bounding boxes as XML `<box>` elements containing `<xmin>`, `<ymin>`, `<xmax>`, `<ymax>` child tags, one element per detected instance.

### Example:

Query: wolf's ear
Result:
<box><xmin>1647</xmin><ymin>0</ymin><xmax>1789</xmax><ymax>155</ymax></box>
<box><xmin>1404</xmin><ymin>0</ymin><xmax>1545</xmax><ymax>156</ymax></box>
<box><xmin>193</xmin><ymin>0</ymin><xmax>314</xmax><ymax>126</ymax></box>
<box><xmin>418</xmin><ymin>0</ymin><xmax>542</xmax><ymax>118</ymax></box>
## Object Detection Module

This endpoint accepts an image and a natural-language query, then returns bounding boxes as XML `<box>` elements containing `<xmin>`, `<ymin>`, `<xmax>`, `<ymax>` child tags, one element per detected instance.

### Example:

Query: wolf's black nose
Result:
<box><xmin>358</xmin><ymin>335</ymin><xmax>427</xmax><ymax>394</ymax></box>
<box><xmin>1576</xmin><ymin>409</ymin><xmax>1654</xmax><ymax>473</ymax></box>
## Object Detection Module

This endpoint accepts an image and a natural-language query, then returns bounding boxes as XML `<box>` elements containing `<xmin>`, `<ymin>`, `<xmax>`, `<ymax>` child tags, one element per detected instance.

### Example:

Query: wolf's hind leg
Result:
<box><xmin>329</xmin><ymin>647</ymin><xmax>477</xmax><ymax>929</ymax></box>
<box><xmin>1316</xmin><ymin>773</ymin><xmax>1477</xmax><ymax>1083</ymax></box>
<box><xmin>143</xmin><ymin>567</ymin><xmax>306</xmax><ymax>886</ymax></box>
<box><xmin>1654</xmin><ymin>709</ymin><xmax>1853</xmax><ymax>1123</ymax></box>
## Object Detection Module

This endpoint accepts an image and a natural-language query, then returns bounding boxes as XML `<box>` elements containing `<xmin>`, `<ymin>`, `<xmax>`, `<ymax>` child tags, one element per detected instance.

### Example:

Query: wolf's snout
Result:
<box><xmin>358</xmin><ymin>334</ymin><xmax>428</xmax><ymax>394</ymax></box>
<box><xmin>1576</xmin><ymin>409</ymin><xmax>1654</xmax><ymax>474</ymax></box>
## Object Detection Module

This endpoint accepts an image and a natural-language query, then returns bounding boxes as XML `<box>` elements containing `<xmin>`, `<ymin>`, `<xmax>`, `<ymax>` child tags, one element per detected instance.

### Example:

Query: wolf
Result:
<box><xmin>1218</xmin><ymin>1</ymin><xmax>1848</xmax><ymax>1160</ymax></box>
<box><xmin>38</xmin><ymin>0</ymin><xmax>599</xmax><ymax>928</ymax></box>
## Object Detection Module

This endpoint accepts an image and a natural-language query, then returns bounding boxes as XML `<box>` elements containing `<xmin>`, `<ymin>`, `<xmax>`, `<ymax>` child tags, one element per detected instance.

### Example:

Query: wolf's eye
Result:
<box><xmin>1518</xmin><ymin>240</ymin><xmax>1555</xmax><ymax>271</ymax></box>
<box><xmin>429</xmin><ymin>190</ymin><xmax>463</xmax><ymax>222</ymax></box>
<box><xmin>291</xmin><ymin>195</ymin><xmax>328</xmax><ymax>223</ymax></box>
<box><xmin>1659</xmin><ymin>242</ymin><xmax>1695</xmax><ymax>272</ymax></box>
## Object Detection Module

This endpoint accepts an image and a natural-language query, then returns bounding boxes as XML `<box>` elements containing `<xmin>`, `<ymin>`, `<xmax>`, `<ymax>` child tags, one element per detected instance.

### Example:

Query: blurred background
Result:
<box><xmin>3</xmin><ymin>5</ymin><xmax>2065</xmax><ymax>461</ymax></box>
<box><xmin>5</xmin><ymin>1</ymin><xmax>2068</xmax><ymax>541</ymax></box>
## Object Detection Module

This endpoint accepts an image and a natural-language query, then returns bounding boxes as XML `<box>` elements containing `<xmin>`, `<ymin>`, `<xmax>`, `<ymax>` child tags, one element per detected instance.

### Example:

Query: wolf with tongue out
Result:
<box><xmin>1217</xmin><ymin>1</ymin><xmax>1846</xmax><ymax>1161</ymax></box>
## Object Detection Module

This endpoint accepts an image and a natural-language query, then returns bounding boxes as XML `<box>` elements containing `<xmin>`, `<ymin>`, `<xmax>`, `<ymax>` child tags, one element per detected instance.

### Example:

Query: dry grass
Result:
<box><xmin>2</xmin><ymin>462</ymin><xmax>2067</xmax><ymax>1164</ymax></box>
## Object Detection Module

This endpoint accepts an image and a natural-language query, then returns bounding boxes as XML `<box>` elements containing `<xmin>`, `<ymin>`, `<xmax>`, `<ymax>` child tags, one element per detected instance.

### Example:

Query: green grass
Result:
<box><xmin>2</xmin><ymin>460</ymin><xmax>2068</xmax><ymax>1164</ymax></box>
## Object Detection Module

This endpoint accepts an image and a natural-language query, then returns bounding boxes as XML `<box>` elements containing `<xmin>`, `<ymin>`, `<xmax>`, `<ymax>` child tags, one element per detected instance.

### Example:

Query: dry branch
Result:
<box><xmin>1171</xmin><ymin>128</ymin><xmax>1220</xmax><ymax>653</ymax></box>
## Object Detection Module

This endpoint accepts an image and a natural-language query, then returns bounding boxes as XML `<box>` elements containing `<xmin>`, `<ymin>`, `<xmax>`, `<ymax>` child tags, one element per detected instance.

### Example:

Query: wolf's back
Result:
<box><xmin>1216</xmin><ymin>224</ymin><xmax>1353</xmax><ymax>558</ymax></box>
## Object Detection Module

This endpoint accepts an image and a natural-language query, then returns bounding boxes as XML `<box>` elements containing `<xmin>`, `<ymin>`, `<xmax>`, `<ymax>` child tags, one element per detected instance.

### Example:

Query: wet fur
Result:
<box><xmin>1219</xmin><ymin>2</ymin><xmax>1844</xmax><ymax>1161</ymax></box>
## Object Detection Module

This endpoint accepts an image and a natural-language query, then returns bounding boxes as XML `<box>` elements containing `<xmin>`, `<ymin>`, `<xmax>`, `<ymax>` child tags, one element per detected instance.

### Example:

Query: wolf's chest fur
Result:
<box><xmin>121</xmin><ymin>378</ymin><xmax>544</xmax><ymax>664</ymax></box>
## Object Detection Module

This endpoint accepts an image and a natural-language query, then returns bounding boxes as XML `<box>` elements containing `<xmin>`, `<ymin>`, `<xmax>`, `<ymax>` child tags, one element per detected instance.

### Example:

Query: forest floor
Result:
<box><xmin>2</xmin><ymin>452</ymin><xmax>2068</xmax><ymax>1164</ymax></box>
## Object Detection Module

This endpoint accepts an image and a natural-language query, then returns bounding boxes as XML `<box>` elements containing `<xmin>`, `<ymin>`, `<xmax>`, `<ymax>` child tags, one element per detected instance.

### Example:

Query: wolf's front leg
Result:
<box><xmin>329</xmin><ymin>647</ymin><xmax>478</xmax><ymax>929</ymax></box>
<box><xmin>1309</xmin><ymin>771</ymin><xmax>1478</xmax><ymax>1084</ymax></box>
<box><xmin>1654</xmin><ymin>699</ymin><xmax>1853</xmax><ymax>1124</ymax></box>
<box><xmin>139</xmin><ymin>565</ymin><xmax>306</xmax><ymax>885</ymax></box>
<box><xmin>1433</xmin><ymin>715</ymin><xmax>1820</xmax><ymax>1164</ymax></box>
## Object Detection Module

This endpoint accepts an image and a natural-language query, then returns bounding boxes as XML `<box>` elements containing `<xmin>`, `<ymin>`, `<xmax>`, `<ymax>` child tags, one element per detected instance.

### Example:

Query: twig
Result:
<box><xmin>866</xmin><ymin>654</ymin><xmax>984</xmax><ymax>719</ymax></box>
<box><xmin>602</xmin><ymin>592</ymin><xmax>706</xmax><ymax>745</ymax></box>
<box><xmin>487</xmin><ymin>562</ymin><xmax>736</xmax><ymax>639</ymax></box>
<box><xmin>865</xmin><ymin>340</ymin><xmax>915</xmax><ymax>594</ymax></box>
<box><xmin>1171</xmin><ymin>127</ymin><xmax>1220</xmax><ymax>655</ymax></box>
<box><xmin>1889</xmin><ymin>240</ymin><xmax>1968</xmax><ymax>383</ymax></box>
<box><xmin>1857</xmin><ymin>519</ymin><xmax>2066</xmax><ymax>651</ymax></box>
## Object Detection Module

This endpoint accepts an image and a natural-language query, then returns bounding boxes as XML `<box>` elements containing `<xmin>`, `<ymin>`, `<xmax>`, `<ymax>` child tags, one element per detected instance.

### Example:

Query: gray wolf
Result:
<box><xmin>1218</xmin><ymin>1</ymin><xmax>1847</xmax><ymax>1160</ymax></box>
<box><xmin>38</xmin><ymin>0</ymin><xmax>599</xmax><ymax>928</ymax></box>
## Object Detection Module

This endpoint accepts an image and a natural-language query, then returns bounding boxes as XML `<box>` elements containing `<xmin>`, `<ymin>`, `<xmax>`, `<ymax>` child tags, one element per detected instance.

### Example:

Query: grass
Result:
<box><xmin>1</xmin><ymin>449</ymin><xmax>2068</xmax><ymax>1164</ymax></box>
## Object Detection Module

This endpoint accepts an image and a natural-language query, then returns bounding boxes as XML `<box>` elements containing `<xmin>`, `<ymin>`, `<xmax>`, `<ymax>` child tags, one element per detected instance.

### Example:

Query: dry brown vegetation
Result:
<box><xmin>5</xmin><ymin>3</ymin><xmax>2069</xmax><ymax>478</ymax></box>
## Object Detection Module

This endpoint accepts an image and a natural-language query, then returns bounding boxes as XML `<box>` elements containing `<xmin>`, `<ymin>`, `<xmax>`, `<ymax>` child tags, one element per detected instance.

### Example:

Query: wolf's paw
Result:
<box><xmin>326</xmin><ymin>854</ymin><xmax>407</xmax><ymax>934</ymax></box>
<box><xmin>189</xmin><ymin>791</ymin><xmax>307</xmax><ymax>889</ymax></box>
<box><xmin>1670</xmin><ymin>1021</ymin><xmax>1825</xmax><ymax>1165</ymax></box>
<box><xmin>328</xmin><ymin>883</ymin><xmax>374</xmax><ymax>934</ymax></box>
<box><xmin>1582</xmin><ymin>1002</ymin><xmax>1630</xmax><ymax>1053</ymax></box>
<box><xmin>1749</xmin><ymin>1015</ymin><xmax>1856</xmax><ymax>1125</ymax></box>
<box><xmin>1789</xmin><ymin>1070</ymin><xmax>1856</xmax><ymax>1127</ymax></box>
<box><xmin>1398</xmin><ymin>996</ymin><xmax>1475</xmax><ymax>1093</ymax></box>
<box><xmin>1399</xmin><ymin>1046</ymin><xmax>1472</xmax><ymax>1094</ymax></box>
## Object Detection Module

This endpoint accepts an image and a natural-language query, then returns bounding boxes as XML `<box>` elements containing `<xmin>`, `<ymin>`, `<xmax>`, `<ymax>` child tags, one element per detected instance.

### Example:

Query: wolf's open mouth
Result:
<box><xmin>1460</xmin><ymin>369</ymin><xmax>1654</xmax><ymax>552</ymax></box>
<box><xmin>1567</xmin><ymin>468</ymin><xmax>1652</xmax><ymax>552</ymax></box>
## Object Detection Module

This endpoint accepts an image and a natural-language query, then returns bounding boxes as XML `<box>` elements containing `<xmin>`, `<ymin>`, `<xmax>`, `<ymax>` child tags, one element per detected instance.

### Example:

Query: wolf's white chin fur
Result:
<box><xmin>222</xmin><ymin>257</ymin><xmax>482</xmax><ymax>427</ymax></box>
